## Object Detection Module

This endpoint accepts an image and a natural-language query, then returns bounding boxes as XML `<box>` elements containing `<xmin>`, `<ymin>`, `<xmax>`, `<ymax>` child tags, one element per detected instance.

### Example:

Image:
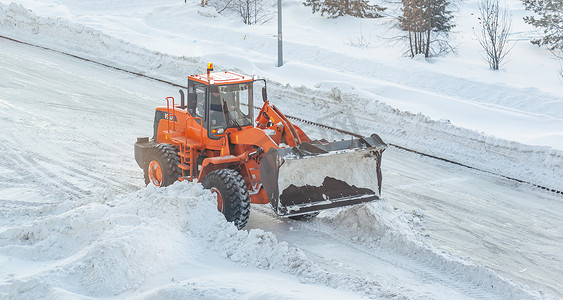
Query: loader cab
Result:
<box><xmin>187</xmin><ymin>70</ymin><xmax>254</xmax><ymax>139</ymax></box>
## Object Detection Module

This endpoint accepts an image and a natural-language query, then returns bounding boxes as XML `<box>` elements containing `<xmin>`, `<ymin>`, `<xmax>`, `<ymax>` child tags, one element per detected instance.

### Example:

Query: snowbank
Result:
<box><xmin>276</xmin><ymin>85</ymin><xmax>563</xmax><ymax>192</ymax></box>
<box><xmin>0</xmin><ymin>184</ymin><xmax>204</xmax><ymax>297</ymax></box>
<box><xmin>2</xmin><ymin>180</ymin><xmax>536</xmax><ymax>298</ymax></box>
<box><xmin>0</xmin><ymin>183</ymin><xmax>405</xmax><ymax>298</ymax></box>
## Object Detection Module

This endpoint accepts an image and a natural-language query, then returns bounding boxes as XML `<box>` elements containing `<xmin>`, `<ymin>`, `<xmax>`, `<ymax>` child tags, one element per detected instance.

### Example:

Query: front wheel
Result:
<box><xmin>203</xmin><ymin>169</ymin><xmax>251</xmax><ymax>229</ymax></box>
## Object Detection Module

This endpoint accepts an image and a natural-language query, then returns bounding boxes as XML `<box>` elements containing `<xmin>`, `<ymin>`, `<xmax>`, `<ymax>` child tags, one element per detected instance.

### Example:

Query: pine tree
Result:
<box><xmin>398</xmin><ymin>0</ymin><xmax>455</xmax><ymax>57</ymax></box>
<box><xmin>303</xmin><ymin>0</ymin><xmax>386</xmax><ymax>18</ymax></box>
<box><xmin>522</xmin><ymin>0</ymin><xmax>563</xmax><ymax>58</ymax></box>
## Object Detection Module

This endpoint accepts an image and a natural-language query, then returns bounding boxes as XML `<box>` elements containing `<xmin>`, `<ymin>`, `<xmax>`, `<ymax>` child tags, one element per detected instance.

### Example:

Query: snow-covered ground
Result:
<box><xmin>0</xmin><ymin>0</ymin><xmax>562</xmax><ymax>299</ymax></box>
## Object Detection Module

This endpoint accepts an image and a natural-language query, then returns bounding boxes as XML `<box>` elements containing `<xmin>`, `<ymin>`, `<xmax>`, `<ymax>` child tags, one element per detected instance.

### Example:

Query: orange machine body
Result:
<box><xmin>152</xmin><ymin>70</ymin><xmax>310</xmax><ymax>205</ymax></box>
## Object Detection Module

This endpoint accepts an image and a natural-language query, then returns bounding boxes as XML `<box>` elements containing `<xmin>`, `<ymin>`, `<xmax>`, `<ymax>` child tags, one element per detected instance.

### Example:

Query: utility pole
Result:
<box><xmin>277</xmin><ymin>0</ymin><xmax>283</xmax><ymax>67</ymax></box>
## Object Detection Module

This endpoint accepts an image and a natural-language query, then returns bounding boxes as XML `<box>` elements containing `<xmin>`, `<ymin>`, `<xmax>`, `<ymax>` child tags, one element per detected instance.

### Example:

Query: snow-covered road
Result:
<box><xmin>1</xmin><ymin>36</ymin><xmax>561</xmax><ymax>299</ymax></box>
<box><xmin>282</xmin><ymin>122</ymin><xmax>563</xmax><ymax>298</ymax></box>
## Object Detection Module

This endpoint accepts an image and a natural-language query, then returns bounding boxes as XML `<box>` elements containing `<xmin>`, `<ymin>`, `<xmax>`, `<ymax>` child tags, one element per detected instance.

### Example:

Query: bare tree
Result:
<box><xmin>237</xmin><ymin>0</ymin><xmax>273</xmax><ymax>24</ymax></box>
<box><xmin>211</xmin><ymin>0</ymin><xmax>273</xmax><ymax>24</ymax></box>
<box><xmin>476</xmin><ymin>0</ymin><xmax>513</xmax><ymax>70</ymax></box>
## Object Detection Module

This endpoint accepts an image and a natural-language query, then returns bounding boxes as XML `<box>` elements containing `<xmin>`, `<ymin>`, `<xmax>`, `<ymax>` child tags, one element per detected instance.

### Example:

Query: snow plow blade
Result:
<box><xmin>260</xmin><ymin>134</ymin><xmax>386</xmax><ymax>217</ymax></box>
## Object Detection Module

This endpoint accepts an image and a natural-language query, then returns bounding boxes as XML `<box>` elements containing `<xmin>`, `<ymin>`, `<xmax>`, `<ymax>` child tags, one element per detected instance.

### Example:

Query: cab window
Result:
<box><xmin>187</xmin><ymin>81</ymin><xmax>207</xmax><ymax>126</ymax></box>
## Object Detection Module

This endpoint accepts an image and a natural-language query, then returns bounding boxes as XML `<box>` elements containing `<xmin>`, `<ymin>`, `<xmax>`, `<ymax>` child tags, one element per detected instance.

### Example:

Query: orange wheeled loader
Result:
<box><xmin>135</xmin><ymin>64</ymin><xmax>386</xmax><ymax>229</ymax></box>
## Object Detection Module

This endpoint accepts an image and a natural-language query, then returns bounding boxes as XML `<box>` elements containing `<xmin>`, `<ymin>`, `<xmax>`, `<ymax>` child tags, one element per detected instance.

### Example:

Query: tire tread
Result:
<box><xmin>204</xmin><ymin>169</ymin><xmax>251</xmax><ymax>229</ymax></box>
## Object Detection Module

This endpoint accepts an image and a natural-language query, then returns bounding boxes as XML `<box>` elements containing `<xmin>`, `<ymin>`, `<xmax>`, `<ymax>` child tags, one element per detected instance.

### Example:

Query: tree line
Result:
<box><xmin>195</xmin><ymin>0</ymin><xmax>563</xmax><ymax>74</ymax></box>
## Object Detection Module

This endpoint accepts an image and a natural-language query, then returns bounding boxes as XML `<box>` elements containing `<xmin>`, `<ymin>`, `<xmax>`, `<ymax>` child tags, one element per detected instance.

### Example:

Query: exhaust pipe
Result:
<box><xmin>179</xmin><ymin>89</ymin><xmax>185</xmax><ymax>109</ymax></box>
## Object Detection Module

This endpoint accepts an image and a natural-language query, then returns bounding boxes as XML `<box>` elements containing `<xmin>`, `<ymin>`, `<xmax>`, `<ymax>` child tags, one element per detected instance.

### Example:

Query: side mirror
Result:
<box><xmin>262</xmin><ymin>86</ymin><xmax>268</xmax><ymax>103</ymax></box>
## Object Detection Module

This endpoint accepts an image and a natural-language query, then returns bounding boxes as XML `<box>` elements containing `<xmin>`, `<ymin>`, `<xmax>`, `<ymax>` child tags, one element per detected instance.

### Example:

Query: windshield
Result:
<box><xmin>208</xmin><ymin>82</ymin><xmax>253</xmax><ymax>137</ymax></box>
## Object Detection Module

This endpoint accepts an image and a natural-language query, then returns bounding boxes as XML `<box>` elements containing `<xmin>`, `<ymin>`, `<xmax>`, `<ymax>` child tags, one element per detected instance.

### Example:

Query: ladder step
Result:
<box><xmin>178</xmin><ymin>151</ymin><xmax>190</xmax><ymax>158</ymax></box>
<box><xmin>178</xmin><ymin>163</ymin><xmax>190</xmax><ymax>170</ymax></box>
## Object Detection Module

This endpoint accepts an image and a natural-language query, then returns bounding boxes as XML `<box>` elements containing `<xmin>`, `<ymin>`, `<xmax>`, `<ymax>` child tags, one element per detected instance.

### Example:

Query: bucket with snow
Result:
<box><xmin>260</xmin><ymin>134</ymin><xmax>386</xmax><ymax>217</ymax></box>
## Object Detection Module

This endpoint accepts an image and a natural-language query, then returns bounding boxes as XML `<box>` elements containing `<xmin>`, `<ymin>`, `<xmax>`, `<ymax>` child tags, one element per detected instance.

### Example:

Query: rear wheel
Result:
<box><xmin>144</xmin><ymin>144</ymin><xmax>181</xmax><ymax>187</ymax></box>
<box><xmin>203</xmin><ymin>169</ymin><xmax>251</xmax><ymax>229</ymax></box>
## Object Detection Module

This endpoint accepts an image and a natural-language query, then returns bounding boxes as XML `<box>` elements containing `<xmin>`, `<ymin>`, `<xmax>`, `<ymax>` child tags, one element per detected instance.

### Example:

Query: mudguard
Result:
<box><xmin>134</xmin><ymin>137</ymin><xmax>154</xmax><ymax>169</ymax></box>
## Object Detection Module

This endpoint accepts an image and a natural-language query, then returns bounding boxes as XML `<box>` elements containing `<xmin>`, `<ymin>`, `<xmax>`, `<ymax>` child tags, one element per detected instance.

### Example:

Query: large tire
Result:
<box><xmin>203</xmin><ymin>169</ymin><xmax>251</xmax><ymax>229</ymax></box>
<box><xmin>144</xmin><ymin>143</ymin><xmax>181</xmax><ymax>187</ymax></box>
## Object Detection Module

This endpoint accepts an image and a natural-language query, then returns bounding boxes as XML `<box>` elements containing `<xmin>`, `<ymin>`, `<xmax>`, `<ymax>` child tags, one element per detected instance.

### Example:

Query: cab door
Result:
<box><xmin>186</xmin><ymin>81</ymin><xmax>207</xmax><ymax>142</ymax></box>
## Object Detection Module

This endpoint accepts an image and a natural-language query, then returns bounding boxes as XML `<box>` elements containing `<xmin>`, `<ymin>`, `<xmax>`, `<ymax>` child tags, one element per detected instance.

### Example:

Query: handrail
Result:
<box><xmin>165</xmin><ymin>97</ymin><xmax>176</xmax><ymax>131</ymax></box>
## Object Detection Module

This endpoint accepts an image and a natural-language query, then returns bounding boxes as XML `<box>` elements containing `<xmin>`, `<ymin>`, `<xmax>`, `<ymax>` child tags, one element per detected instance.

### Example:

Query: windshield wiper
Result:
<box><xmin>223</xmin><ymin>103</ymin><xmax>242</xmax><ymax>130</ymax></box>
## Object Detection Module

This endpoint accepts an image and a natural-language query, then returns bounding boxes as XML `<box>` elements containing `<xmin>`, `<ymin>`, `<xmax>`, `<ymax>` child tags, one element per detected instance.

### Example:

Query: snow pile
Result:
<box><xmin>184</xmin><ymin>194</ymin><xmax>405</xmax><ymax>298</ymax></box>
<box><xmin>207</xmin><ymin>226</ymin><xmax>395</xmax><ymax>297</ymax></box>
<box><xmin>318</xmin><ymin>200</ymin><xmax>539</xmax><ymax>299</ymax></box>
<box><xmin>1</xmin><ymin>2</ymin><xmax>561</xmax><ymax>191</ymax></box>
<box><xmin>4</xmin><ymin>179</ymin><xmax>517</xmax><ymax>298</ymax></box>
<box><xmin>0</xmin><ymin>182</ymin><xmax>403</xmax><ymax>298</ymax></box>
<box><xmin>278</xmin><ymin>149</ymin><xmax>380</xmax><ymax>193</ymax></box>
<box><xmin>0</xmin><ymin>184</ymin><xmax>204</xmax><ymax>298</ymax></box>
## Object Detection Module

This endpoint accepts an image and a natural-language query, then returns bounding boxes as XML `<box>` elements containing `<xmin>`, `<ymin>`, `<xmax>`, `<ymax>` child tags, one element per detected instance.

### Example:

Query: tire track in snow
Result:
<box><xmin>0</xmin><ymin>106</ymin><xmax>113</xmax><ymax>201</ymax></box>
